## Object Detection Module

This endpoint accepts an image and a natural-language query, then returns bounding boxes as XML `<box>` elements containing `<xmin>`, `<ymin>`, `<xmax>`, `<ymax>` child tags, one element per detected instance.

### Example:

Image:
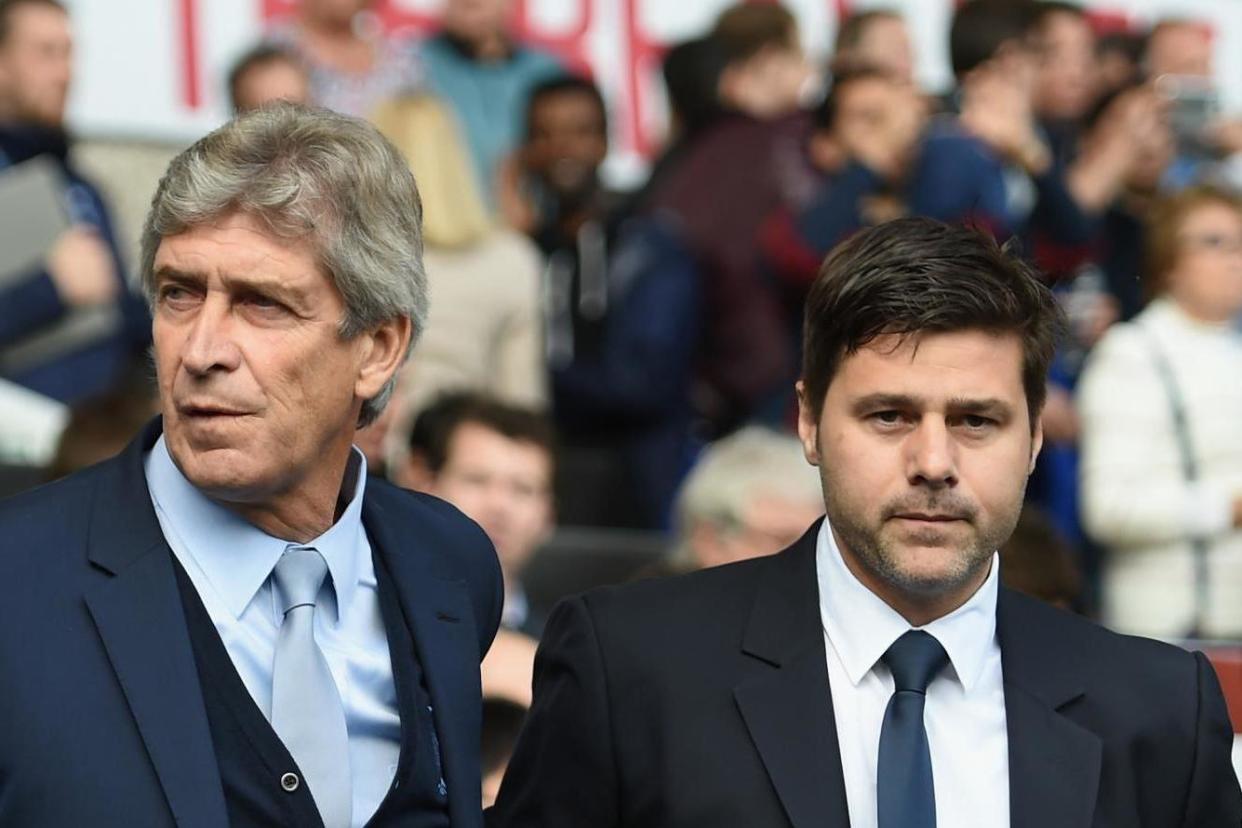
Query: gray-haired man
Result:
<box><xmin>0</xmin><ymin>103</ymin><xmax>502</xmax><ymax>828</ymax></box>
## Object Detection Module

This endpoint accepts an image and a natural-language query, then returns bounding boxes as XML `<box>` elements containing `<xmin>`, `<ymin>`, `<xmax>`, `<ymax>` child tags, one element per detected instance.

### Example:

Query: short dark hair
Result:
<box><xmin>949</xmin><ymin>0</ymin><xmax>1039</xmax><ymax>77</ymax></box>
<box><xmin>226</xmin><ymin>42</ymin><xmax>304</xmax><ymax>113</ymax></box>
<box><xmin>410</xmin><ymin>392</ymin><xmax>557</xmax><ymax>476</ymax></box>
<box><xmin>800</xmin><ymin>217</ymin><xmax>1062</xmax><ymax>430</ymax></box>
<box><xmin>523</xmin><ymin>73</ymin><xmax>608</xmax><ymax>142</ymax></box>
<box><xmin>0</xmin><ymin>0</ymin><xmax>64</xmax><ymax>45</ymax></box>
<box><xmin>712</xmin><ymin>3</ymin><xmax>798</xmax><ymax>65</ymax></box>
<box><xmin>661</xmin><ymin>36</ymin><xmax>727</xmax><ymax>136</ymax></box>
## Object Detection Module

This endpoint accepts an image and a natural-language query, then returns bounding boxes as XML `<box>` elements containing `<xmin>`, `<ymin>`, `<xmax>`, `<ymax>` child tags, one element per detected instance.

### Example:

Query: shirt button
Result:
<box><xmin>280</xmin><ymin>772</ymin><xmax>300</xmax><ymax>793</ymax></box>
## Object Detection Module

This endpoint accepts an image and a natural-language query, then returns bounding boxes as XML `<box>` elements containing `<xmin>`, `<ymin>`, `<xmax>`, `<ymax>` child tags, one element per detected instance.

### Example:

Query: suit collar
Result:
<box><xmin>735</xmin><ymin>521</ymin><xmax>852</xmax><ymax>828</ymax></box>
<box><xmin>998</xmin><ymin>588</ymin><xmax>1101</xmax><ymax>828</ymax></box>
<box><xmin>83</xmin><ymin>417</ymin><xmax>230</xmax><ymax>828</ymax></box>
<box><xmin>363</xmin><ymin>488</ymin><xmax>485</xmax><ymax>828</ymax></box>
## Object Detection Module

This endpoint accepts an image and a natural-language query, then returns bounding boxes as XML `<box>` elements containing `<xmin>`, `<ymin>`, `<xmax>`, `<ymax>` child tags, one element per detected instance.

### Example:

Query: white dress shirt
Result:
<box><xmin>816</xmin><ymin>519</ymin><xmax>1009</xmax><ymax>828</ymax></box>
<box><xmin>145</xmin><ymin>435</ymin><xmax>400</xmax><ymax>827</ymax></box>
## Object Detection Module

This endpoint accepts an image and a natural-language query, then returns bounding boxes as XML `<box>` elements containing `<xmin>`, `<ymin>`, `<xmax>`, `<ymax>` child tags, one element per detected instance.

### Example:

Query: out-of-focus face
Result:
<box><xmin>233</xmin><ymin>58</ymin><xmax>309</xmax><ymax>113</ymax></box>
<box><xmin>441</xmin><ymin>0</ymin><xmax>512</xmax><ymax>43</ymax></box>
<box><xmin>152</xmin><ymin>211</ymin><xmax>404</xmax><ymax>517</ymax></box>
<box><xmin>723</xmin><ymin>42</ymin><xmax>814</xmax><ymax>119</ymax></box>
<box><xmin>691</xmin><ymin>492</ymin><xmax>824</xmax><ymax>570</ymax></box>
<box><xmin>1033</xmin><ymin>11</ymin><xmax>1098</xmax><ymax>120</ymax></box>
<box><xmin>300</xmin><ymin>0</ymin><xmax>371</xmax><ymax>28</ymax></box>
<box><xmin>525</xmin><ymin>90</ymin><xmax>607</xmax><ymax>203</ymax></box>
<box><xmin>430</xmin><ymin>421</ymin><xmax>553</xmax><ymax>581</ymax></box>
<box><xmin>1166</xmin><ymin>201</ymin><xmax>1242</xmax><ymax>323</ymax></box>
<box><xmin>852</xmin><ymin>15</ymin><xmax>914</xmax><ymax>84</ymax></box>
<box><xmin>798</xmin><ymin>330</ymin><xmax>1041</xmax><ymax>623</ymax></box>
<box><xmin>1147</xmin><ymin>22</ymin><xmax>1212</xmax><ymax>79</ymax></box>
<box><xmin>0</xmin><ymin>2</ymin><xmax>71</xmax><ymax>127</ymax></box>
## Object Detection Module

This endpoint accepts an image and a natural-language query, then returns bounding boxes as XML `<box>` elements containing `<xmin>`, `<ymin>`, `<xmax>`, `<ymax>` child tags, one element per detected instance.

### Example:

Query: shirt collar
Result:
<box><xmin>144</xmin><ymin>434</ymin><xmax>369</xmax><ymax>624</ymax></box>
<box><xmin>816</xmin><ymin>518</ymin><xmax>999</xmax><ymax>693</ymax></box>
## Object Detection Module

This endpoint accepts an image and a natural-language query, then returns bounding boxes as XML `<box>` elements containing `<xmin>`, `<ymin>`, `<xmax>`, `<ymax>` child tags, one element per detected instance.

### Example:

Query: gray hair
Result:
<box><xmin>672</xmin><ymin>426</ymin><xmax>822</xmax><ymax>564</ymax></box>
<box><xmin>140</xmin><ymin>102</ymin><xmax>427</xmax><ymax>427</ymax></box>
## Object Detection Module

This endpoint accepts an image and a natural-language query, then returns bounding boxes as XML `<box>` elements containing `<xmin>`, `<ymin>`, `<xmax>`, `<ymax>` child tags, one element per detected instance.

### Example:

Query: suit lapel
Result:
<box><xmin>364</xmin><ymin>493</ymin><xmax>483</xmax><ymax>828</ymax></box>
<box><xmin>998</xmin><ymin>589</ymin><xmax>1101</xmax><ymax>828</ymax></box>
<box><xmin>83</xmin><ymin>421</ymin><xmax>229</xmax><ymax>828</ymax></box>
<box><xmin>734</xmin><ymin>525</ymin><xmax>851</xmax><ymax>828</ymax></box>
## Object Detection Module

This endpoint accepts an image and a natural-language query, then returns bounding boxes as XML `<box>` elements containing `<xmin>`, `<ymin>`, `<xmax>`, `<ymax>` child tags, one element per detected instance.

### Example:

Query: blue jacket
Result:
<box><xmin>0</xmin><ymin>420</ymin><xmax>503</xmax><ymax>827</ymax></box>
<box><xmin>0</xmin><ymin>124</ymin><xmax>150</xmax><ymax>403</ymax></box>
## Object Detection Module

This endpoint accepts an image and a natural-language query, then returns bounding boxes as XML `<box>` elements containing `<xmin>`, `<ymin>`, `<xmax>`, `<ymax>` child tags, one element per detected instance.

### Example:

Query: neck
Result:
<box><xmin>301</xmin><ymin>14</ymin><xmax>357</xmax><ymax>41</ymax></box>
<box><xmin>458</xmin><ymin>29</ymin><xmax>510</xmax><ymax>61</ymax></box>
<box><xmin>1171</xmin><ymin>294</ymin><xmax>1237</xmax><ymax>326</ymax></box>
<box><xmin>227</xmin><ymin>445</ymin><xmax>354</xmax><ymax>544</ymax></box>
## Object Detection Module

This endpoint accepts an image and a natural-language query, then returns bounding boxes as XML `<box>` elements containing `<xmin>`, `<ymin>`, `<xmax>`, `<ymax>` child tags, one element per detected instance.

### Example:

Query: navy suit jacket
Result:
<box><xmin>489</xmin><ymin>523</ymin><xmax>1242</xmax><ymax>827</ymax></box>
<box><xmin>0</xmin><ymin>421</ymin><xmax>503</xmax><ymax>827</ymax></box>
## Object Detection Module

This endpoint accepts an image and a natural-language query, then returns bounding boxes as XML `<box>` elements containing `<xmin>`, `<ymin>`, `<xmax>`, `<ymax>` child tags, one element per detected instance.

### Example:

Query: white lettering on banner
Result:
<box><xmin>65</xmin><ymin>0</ymin><xmax>1242</xmax><ymax>186</ymax></box>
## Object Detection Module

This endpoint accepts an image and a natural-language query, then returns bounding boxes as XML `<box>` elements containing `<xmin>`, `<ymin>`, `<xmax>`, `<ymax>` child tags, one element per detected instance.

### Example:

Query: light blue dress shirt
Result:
<box><xmin>145</xmin><ymin>435</ymin><xmax>400</xmax><ymax>827</ymax></box>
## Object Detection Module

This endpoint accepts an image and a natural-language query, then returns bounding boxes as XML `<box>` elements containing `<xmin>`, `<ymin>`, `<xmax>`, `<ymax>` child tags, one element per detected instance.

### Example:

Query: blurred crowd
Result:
<box><xmin>2</xmin><ymin>0</ymin><xmax>1242</xmax><ymax>800</ymax></box>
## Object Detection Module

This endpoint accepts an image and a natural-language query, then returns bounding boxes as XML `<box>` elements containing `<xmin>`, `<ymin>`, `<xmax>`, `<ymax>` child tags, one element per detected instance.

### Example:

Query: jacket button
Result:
<box><xmin>280</xmin><ymin>772</ymin><xmax>300</xmax><ymax>792</ymax></box>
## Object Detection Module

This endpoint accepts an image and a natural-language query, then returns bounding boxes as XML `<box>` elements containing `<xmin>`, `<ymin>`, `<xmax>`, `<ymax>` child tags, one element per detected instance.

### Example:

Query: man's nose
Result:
<box><xmin>905</xmin><ymin>419</ymin><xmax>958</xmax><ymax>489</ymax></box>
<box><xmin>180</xmin><ymin>299</ymin><xmax>241</xmax><ymax>376</ymax></box>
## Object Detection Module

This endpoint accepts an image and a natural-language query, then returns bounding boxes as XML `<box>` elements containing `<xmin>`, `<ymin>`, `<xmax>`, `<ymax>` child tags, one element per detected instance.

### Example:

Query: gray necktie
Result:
<box><xmin>271</xmin><ymin>546</ymin><xmax>352</xmax><ymax>828</ymax></box>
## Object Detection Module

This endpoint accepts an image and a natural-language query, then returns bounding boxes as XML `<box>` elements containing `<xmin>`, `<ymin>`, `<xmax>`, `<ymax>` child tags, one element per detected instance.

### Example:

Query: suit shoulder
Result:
<box><xmin>0</xmin><ymin>462</ymin><xmax>102</xmax><ymax>537</ymax></box>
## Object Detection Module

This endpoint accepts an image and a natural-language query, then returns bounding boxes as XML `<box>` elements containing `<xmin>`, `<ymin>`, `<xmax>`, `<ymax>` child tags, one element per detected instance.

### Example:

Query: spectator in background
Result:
<box><xmin>644</xmin><ymin>2</ymin><xmax>814</xmax><ymax>433</ymax></box>
<box><xmin>420</xmin><ymin>0</ymin><xmax>562</xmax><ymax>209</ymax></box>
<box><xmin>999</xmin><ymin>506</ymin><xmax>1084</xmax><ymax>611</ymax></box>
<box><xmin>227</xmin><ymin>43</ymin><xmax>310</xmax><ymax>113</ymax></box>
<box><xmin>371</xmin><ymin>92</ymin><xmax>544</xmax><ymax>441</ymax></box>
<box><xmin>0</xmin><ymin>0</ymin><xmax>150</xmax><ymax>404</ymax></box>
<box><xmin>831</xmin><ymin>8</ymin><xmax>915</xmax><ymax>84</ymax></box>
<box><xmin>481</xmin><ymin>697</ymin><xmax>528</xmax><ymax>808</ymax></box>
<box><xmin>760</xmin><ymin>66</ymin><xmax>926</xmax><ymax>315</ymax></box>
<box><xmin>1145</xmin><ymin>18</ymin><xmax>1212</xmax><ymax>79</ymax></box>
<box><xmin>1095</xmin><ymin>29</ymin><xmax>1145</xmax><ymax>98</ymax></box>
<box><xmin>670</xmin><ymin>426</ymin><xmax>822</xmax><ymax>572</ymax></box>
<box><xmin>47</xmin><ymin>378</ymin><xmax>156</xmax><ymax>480</ymax></box>
<box><xmin>1079</xmin><ymin>185</ymin><xmax>1242</xmax><ymax>640</ymax></box>
<box><xmin>503</xmin><ymin>74</ymin><xmax>699</xmax><ymax>529</ymax></box>
<box><xmin>404</xmin><ymin>393</ymin><xmax>555</xmax><ymax>639</ymax></box>
<box><xmin>267</xmin><ymin>0</ymin><xmax>418</xmax><ymax>118</ymax></box>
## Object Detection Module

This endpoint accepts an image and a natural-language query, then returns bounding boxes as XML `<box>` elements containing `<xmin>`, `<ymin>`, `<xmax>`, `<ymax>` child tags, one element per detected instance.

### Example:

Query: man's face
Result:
<box><xmin>233</xmin><ymin>58</ymin><xmax>309</xmax><ymax>113</ymax></box>
<box><xmin>798</xmin><ymin>329</ymin><xmax>1042</xmax><ymax>621</ymax></box>
<box><xmin>1148</xmin><ymin>23</ymin><xmax>1212</xmax><ymax>79</ymax></box>
<box><xmin>525</xmin><ymin>91</ymin><xmax>607</xmax><ymax>204</ymax></box>
<box><xmin>1033</xmin><ymin>11</ymin><xmax>1098</xmax><ymax>120</ymax></box>
<box><xmin>152</xmin><ymin>211</ymin><xmax>404</xmax><ymax>509</ymax></box>
<box><xmin>430</xmin><ymin>421</ymin><xmax>553</xmax><ymax>581</ymax></box>
<box><xmin>1168</xmin><ymin>201</ymin><xmax>1242</xmax><ymax>323</ymax></box>
<box><xmin>0</xmin><ymin>3</ymin><xmax>71</xmax><ymax>126</ymax></box>
<box><xmin>441</xmin><ymin>0</ymin><xmax>512</xmax><ymax>43</ymax></box>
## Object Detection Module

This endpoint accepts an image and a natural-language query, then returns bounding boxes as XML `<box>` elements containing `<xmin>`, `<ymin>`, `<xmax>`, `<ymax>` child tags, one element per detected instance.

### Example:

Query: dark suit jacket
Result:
<box><xmin>0</xmin><ymin>421</ymin><xmax>503</xmax><ymax>827</ymax></box>
<box><xmin>489</xmin><ymin>524</ymin><xmax>1242</xmax><ymax>827</ymax></box>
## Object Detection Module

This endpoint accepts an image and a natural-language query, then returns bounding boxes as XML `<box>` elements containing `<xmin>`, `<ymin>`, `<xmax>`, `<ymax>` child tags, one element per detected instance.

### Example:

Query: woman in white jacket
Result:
<box><xmin>1079</xmin><ymin>185</ymin><xmax>1242</xmax><ymax>639</ymax></box>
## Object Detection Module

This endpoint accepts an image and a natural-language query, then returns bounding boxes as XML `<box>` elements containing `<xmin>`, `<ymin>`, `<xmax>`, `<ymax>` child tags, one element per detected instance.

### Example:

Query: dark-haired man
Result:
<box><xmin>227</xmin><ymin>43</ymin><xmax>309</xmax><ymax>113</ymax></box>
<box><xmin>488</xmin><ymin>217</ymin><xmax>1241</xmax><ymax>827</ymax></box>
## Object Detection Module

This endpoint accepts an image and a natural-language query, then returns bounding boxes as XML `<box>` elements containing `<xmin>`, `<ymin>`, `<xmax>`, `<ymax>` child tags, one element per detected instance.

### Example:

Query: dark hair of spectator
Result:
<box><xmin>813</xmin><ymin>65</ymin><xmax>889</xmax><ymax>132</ymax></box>
<box><xmin>661</xmin><ymin>36</ymin><xmax>727</xmax><ymax>137</ymax></box>
<box><xmin>949</xmin><ymin>0</ymin><xmax>1039</xmax><ymax>78</ymax></box>
<box><xmin>1144</xmin><ymin>184</ymin><xmax>1242</xmax><ymax>300</ymax></box>
<box><xmin>409</xmin><ymin>391</ymin><xmax>557</xmax><ymax>476</ymax></box>
<box><xmin>523</xmin><ymin>73</ymin><xmax>608</xmax><ymax>142</ymax></box>
<box><xmin>226</xmin><ymin>43</ymin><xmax>304</xmax><ymax>112</ymax></box>
<box><xmin>0</xmin><ymin>0</ymin><xmax>65</xmax><ymax>45</ymax></box>
<box><xmin>999</xmin><ymin>507</ymin><xmax>1083</xmax><ymax>610</ymax></box>
<box><xmin>711</xmin><ymin>3</ymin><xmax>798</xmax><ymax>65</ymax></box>
<box><xmin>801</xmin><ymin>217</ymin><xmax>1062</xmax><ymax>431</ymax></box>
<box><xmin>481</xmin><ymin>697</ymin><xmax>528</xmax><ymax>776</ymax></box>
<box><xmin>1096</xmin><ymin>29</ymin><xmax>1147</xmax><ymax>67</ymax></box>
<box><xmin>833</xmin><ymin>8</ymin><xmax>901</xmax><ymax>55</ymax></box>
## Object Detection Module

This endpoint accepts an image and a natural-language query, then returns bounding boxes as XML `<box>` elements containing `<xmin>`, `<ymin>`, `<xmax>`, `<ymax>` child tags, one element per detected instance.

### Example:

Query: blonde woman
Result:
<box><xmin>372</xmin><ymin>93</ymin><xmax>546</xmax><ymax>460</ymax></box>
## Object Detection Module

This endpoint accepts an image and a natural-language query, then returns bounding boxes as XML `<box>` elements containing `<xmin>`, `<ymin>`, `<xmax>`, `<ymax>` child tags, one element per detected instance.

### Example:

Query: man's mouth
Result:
<box><xmin>177</xmin><ymin>403</ymin><xmax>252</xmax><ymax>418</ymax></box>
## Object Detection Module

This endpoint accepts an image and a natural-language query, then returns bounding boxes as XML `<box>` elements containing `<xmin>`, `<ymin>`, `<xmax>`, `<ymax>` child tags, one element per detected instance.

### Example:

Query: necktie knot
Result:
<box><xmin>882</xmin><ymin>630</ymin><xmax>948</xmax><ymax>694</ymax></box>
<box><xmin>273</xmin><ymin>546</ymin><xmax>328</xmax><ymax>616</ymax></box>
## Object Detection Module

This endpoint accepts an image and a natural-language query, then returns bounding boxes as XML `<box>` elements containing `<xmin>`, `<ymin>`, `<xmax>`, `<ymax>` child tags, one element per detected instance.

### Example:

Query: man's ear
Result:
<box><xmin>1028</xmin><ymin>414</ymin><xmax>1045</xmax><ymax>475</ymax></box>
<box><xmin>355</xmin><ymin>315</ymin><xmax>413</xmax><ymax>403</ymax></box>
<box><xmin>795</xmin><ymin>380</ymin><xmax>822</xmax><ymax>466</ymax></box>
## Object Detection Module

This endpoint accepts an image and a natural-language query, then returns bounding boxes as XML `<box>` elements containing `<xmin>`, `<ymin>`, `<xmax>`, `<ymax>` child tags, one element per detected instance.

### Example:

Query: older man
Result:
<box><xmin>0</xmin><ymin>104</ymin><xmax>502</xmax><ymax>828</ymax></box>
